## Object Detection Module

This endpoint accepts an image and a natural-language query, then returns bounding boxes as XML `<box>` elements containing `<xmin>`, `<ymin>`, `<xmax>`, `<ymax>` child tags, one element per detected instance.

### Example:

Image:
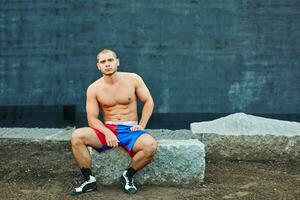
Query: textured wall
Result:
<box><xmin>1</xmin><ymin>1</ymin><xmax>300</xmax><ymax>116</ymax></box>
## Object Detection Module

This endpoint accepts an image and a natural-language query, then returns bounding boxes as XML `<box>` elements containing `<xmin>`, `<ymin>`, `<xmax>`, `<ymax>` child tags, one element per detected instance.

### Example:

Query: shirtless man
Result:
<box><xmin>69</xmin><ymin>49</ymin><xmax>157</xmax><ymax>195</ymax></box>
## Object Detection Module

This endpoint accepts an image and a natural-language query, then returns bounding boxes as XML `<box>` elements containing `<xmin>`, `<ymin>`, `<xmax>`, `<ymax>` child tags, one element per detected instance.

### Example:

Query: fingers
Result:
<box><xmin>130</xmin><ymin>125</ymin><xmax>143</xmax><ymax>131</ymax></box>
<box><xmin>107</xmin><ymin>139</ymin><xmax>119</xmax><ymax>148</ymax></box>
<box><xmin>107</xmin><ymin>141</ymin><xmax>118</xmax><ymax>147</ymax></box>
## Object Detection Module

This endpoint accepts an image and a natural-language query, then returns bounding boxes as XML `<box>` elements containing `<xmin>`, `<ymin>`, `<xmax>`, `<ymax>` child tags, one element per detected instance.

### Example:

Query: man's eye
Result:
<box><xmin>108</xmin><ymin>59</ymin><xmax>114</xmax><ymax>62</ymax></box>
<box><xmin>100</xmin><ymin>60</ymin><xmax>106</xmax><ymax>63</ymax></box>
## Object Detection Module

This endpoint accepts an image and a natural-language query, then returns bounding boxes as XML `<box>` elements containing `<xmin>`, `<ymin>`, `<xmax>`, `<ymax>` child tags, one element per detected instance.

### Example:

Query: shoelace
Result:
<box><xmin>127</xmin><ymin>177</ymin><xmax>134</xmax><ymax>187</ymax></box>
<box><xmin>123</xmin><ymin>172</ymin><xmax>136</xmax><ymax>188</ymax></box>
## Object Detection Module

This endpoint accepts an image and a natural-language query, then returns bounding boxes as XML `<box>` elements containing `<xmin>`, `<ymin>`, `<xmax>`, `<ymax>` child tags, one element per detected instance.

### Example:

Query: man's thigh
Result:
<box><xmin>75</xmin><ymin>127</ymin><xmax>103</xmax><ymax>149</ymax></box>
<box><xmin>132</xmin><ymin>134</ymin><xmax>157</xmax><ymax>153</ymax></box>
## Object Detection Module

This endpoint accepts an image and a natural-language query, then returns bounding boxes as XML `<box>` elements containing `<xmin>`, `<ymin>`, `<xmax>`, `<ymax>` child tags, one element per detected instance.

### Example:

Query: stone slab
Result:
<box><xmin>0</xmin><ymin>127</ymin><xmax>74</xmax><ymax>141</ymax></box>
<box><xmin>191</xmin><ymin>113</ymin><xmax>300</xmax><ymax>161</ymax></box>
<box><xmin>0</xmin><ymin>127</ymin><xmax>193</xmax><ymax>141</ymax></box>
<box><xmin>91</xmin><ymin>139</ymin><xmax>205</xmax><ymax>185</ymax></box>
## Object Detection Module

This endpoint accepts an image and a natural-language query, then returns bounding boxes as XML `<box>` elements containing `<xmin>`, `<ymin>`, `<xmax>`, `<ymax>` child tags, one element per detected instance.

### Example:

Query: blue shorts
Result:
<box><xmin>91</xmin><ymin>124</ymin><xmax>148</xmax><ymax>157</ymax></box>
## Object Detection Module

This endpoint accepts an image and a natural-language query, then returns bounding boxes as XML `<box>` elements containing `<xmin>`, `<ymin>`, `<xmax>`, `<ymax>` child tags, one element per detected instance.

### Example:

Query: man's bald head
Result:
<box><xmin>97</xmin><ymin>49</ymin><xmax>118</xmax><ymax>62</ymax></box>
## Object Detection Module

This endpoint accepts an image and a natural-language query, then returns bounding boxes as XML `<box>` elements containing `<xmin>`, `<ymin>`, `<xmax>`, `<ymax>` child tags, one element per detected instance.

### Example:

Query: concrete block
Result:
<box><xmin>191</xmin><ymin>113</ymin><xmax>300</xmax><ymax>162</ymax></box>
<box><xmin>90</xmin><ymin>139</ymin><xmax>205</xmax><ymax>185</ymax></box>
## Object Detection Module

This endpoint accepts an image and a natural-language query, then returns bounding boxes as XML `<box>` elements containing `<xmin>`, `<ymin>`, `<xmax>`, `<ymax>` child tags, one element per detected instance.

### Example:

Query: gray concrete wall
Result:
<box><xmin>1</xmin><ymin>1</ymin><xmax>300</xmax><ymax>115</ymax></box>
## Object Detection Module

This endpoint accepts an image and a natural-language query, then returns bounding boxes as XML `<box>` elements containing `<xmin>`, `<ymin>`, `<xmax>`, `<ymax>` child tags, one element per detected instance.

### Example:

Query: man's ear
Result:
<box><xmin>96</xmin><ymin>62</ymin><xmax>101</xmax><ymax>70</ymax></box>
<box><xmin>117</xmin><ymin>58</ymin><xmax>120</xmax><ymax>66</ymax></box>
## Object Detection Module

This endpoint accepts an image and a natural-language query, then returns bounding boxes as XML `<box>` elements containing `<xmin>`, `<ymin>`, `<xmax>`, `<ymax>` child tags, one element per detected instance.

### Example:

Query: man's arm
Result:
<box><xmin>134</xmin><ymin>74</ymin><xmax>154</xmax><ymax>129</ymax></box>
<box><xmin>86</xmin><ymin>86</ymin><xmax>119</xmax><ymax>147</ymax></box>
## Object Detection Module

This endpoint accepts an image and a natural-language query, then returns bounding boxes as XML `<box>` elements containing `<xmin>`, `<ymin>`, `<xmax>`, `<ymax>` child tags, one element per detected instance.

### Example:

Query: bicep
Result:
<box><xmin>135</xmin><ymin>76</ymin><xmax>153</xmax><ymax>103</ymax></box>
<box><xmin>86</xmin><ymin>88</ymin><xmax>100</xmax><ymax>120</ymax></box>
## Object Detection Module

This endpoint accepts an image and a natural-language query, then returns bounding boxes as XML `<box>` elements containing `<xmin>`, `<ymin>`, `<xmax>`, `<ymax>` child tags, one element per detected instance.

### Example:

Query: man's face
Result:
<box><xmin>97</xmin><ymin>52</ymin><xmax>119</xmax><ymax>76</ymax></box>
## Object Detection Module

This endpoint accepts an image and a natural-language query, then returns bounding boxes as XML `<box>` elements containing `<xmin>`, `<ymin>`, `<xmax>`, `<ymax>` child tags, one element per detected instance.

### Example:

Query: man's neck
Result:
<box><xmin>103</xmin><ymin>72</ymin><xmax>120</xmax><ymax>84</ymax></box>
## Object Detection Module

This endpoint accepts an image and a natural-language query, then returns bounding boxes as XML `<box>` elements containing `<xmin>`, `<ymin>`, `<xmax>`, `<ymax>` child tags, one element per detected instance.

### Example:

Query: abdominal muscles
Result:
<box><xmin>102</xmin><ymin>102</ymin><xmax>138</xmax><ymax>122</ymax></box>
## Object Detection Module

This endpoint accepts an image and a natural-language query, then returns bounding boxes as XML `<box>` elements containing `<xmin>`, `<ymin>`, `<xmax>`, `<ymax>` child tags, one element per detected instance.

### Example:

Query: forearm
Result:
<box><xmin>139</xmin><ymin>100</ymin><xmax>154</xmax><ymax>128</ymax></box>
<box><xmin>88</xmin><ymin>117</ymin><xmax>113</xmax><ymax>136</ymax></box>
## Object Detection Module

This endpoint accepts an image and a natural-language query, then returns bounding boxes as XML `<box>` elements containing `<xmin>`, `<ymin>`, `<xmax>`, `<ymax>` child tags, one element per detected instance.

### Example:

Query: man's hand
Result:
<box><xmin>105</xmin><ymin>132</ymin><xmax>119</xmax><ymax>148</ymax></box>
<box><xmin>130</xmin><ymin>125</ymin><xmax>144</xmax><ymax>131</ymax></box>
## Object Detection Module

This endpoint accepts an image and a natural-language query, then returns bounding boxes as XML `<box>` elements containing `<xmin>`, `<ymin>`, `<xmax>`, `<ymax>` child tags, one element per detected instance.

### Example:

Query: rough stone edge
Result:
<box><xmin>90</xmin><ymin>139</ymin><xmax>206</xmax><ymax>185</ymax></box>
<box><xmin>191</xmin><ymin>131</ymin><xmax>300</xmax><ymax>162</ymax></box>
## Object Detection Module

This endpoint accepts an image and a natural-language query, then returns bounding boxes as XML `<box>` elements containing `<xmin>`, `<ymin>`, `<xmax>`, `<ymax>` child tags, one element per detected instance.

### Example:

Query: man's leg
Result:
<box><xmin>120</xmin><ymin>134</ymin><xmax>157</xmax><ymax>194</ymax></box>
<box><xmin>130</xmin><ymin>134</ymin><xmax>157</xmax><ymax>170</ymax></box>
<box><xmin>70</xmin><ymin>127</ymin><xmax>103</xmax><ymax>195</ymax></box>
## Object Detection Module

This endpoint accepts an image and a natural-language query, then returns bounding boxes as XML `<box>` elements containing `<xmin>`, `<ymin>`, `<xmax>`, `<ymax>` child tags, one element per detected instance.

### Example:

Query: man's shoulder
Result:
<box><xmin>87</xmin><ymin>78</ymin><xmax>103</xmax><ymax>93</ymax></box>
<box><xmin>121</xmin><ymin>72</ymin><xmax>142</xmax><ymax>80</ymax></box>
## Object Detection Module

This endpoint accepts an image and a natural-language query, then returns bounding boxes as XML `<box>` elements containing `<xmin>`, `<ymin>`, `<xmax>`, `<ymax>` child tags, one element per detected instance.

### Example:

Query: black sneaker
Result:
<box><xmin>69</xmin><ymin>175</ymin><xmax>97</xmax><ymax>195</ymax></box>
<box><xmin>119</xmin><ymin>170</ymin><xmax>137</xmax><ymax>194</ymax></box>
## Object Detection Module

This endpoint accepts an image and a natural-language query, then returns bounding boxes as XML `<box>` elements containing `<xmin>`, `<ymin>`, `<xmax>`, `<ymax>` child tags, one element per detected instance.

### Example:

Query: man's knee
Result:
<box><xmin>143</xmin><ymin>139</ymin><xmax>157</xmax><ymax>158</ymax></box>
<box><xmin>71</xmin><ymin>128</ymin><xmax>86</xmax><ymax>147</ymax></box>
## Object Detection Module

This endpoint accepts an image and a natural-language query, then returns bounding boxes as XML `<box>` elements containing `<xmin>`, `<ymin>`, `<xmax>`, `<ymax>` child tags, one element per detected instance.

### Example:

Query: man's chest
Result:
<box><xmin>97</xmin><ymin>84</ymin><xmax>136</xmax><ymax>107</ymax></box>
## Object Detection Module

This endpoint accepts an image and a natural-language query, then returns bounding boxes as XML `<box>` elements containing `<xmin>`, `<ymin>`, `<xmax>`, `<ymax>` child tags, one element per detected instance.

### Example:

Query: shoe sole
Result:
<box><xmin>69</xmin><ymin>184</ymin><xmax>97</xmax><ymax>196</ymax></box>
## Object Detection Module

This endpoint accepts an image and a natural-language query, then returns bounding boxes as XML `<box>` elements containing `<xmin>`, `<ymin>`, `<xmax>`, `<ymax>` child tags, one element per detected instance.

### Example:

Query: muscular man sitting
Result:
<box><xmin>70</xmin><ymin>49</ymin><xmax>157</xmax><ymax>195</ymax></box>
